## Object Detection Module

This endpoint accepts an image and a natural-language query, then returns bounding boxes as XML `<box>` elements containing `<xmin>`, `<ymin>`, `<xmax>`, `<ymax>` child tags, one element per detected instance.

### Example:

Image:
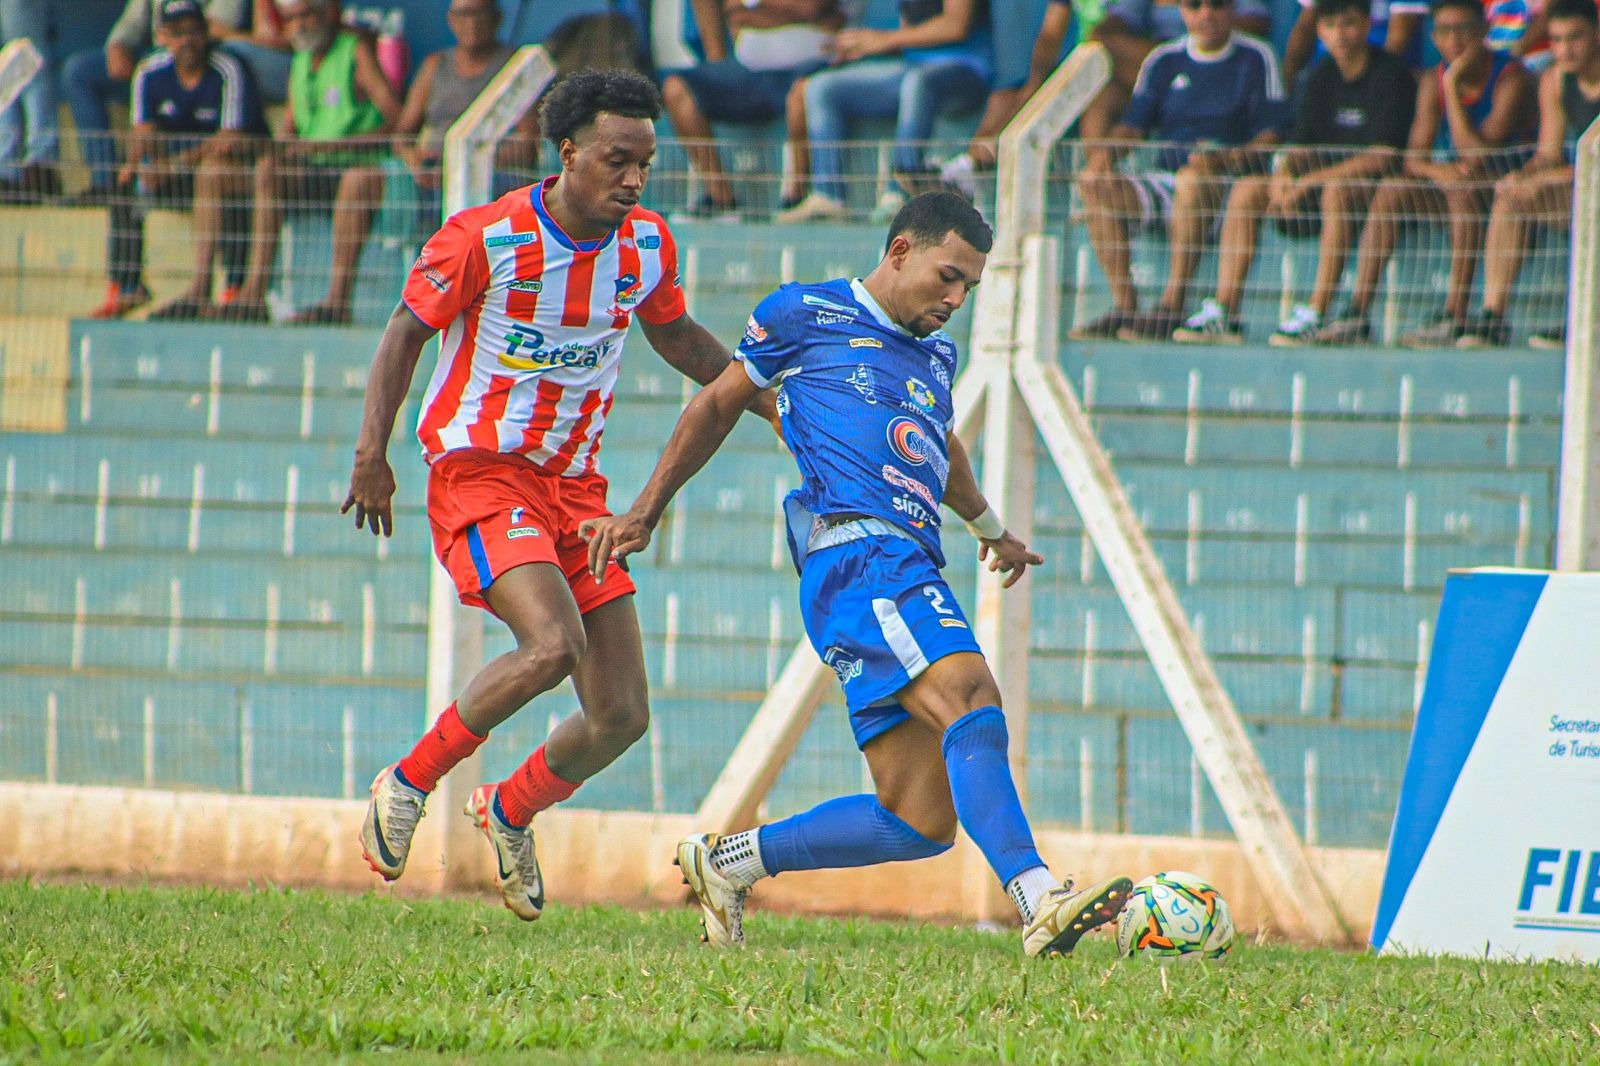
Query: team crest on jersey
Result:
<box><xmin>508</xmin><ymin>279</ymin><xmax>543</xmax><ymax>293</ymax></box>
<box><xmin>845</xmin><ymin>364</ymin><xmax>877</xmax><ymax>403</ymax></box>
<box><xmin>613</xmin><ymin>273</ymin><xmax>643</xmax><ymax>306</ymax></box>
<box><xmin>823</xmin><ymin>645</ymin><xmax>864</xmax><ymax>686</ymax></box>
<box><xmin>904</xmin><ymin>378</ymin><xmax>936</xmax><ymax>414</ymax></box>
<box><xmin>743</xmin><ymin>315</ymin><xmax>768</xmax><ymax>346</ymax></box>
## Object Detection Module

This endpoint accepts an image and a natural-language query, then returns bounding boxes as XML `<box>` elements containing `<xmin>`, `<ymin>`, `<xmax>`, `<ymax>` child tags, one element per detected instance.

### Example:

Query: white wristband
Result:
<box><xmin>965</xmin><ymin>506</ymin><xmax>1005</xmax><ymax>541</ymax></box>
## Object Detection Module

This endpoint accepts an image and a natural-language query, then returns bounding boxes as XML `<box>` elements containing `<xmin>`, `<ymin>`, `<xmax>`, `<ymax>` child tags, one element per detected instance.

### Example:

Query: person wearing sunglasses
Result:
<box><xmin>1072</xmin><ymin>0</ymin><xmax>1291</xmax><ymax>341</ymax></box>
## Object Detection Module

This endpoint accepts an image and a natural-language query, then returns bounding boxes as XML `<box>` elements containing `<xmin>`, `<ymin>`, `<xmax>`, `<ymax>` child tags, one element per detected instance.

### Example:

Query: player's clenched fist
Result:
<box><xmin>578</xmin><ymin>512</ymin><xmax>653</xmax><ymax>582</ymax></box>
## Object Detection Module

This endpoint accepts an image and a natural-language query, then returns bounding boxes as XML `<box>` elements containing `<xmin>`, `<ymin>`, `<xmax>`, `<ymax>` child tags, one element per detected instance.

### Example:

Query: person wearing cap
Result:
<box><xmin>89</xmin><ymin>0</ymin><xmax>268</xmax><ymax>319</ymax></box>
<box><xmin>62</xmin><ymin>0</ymin><xmax>247</xmax><ymax>202</ymax></box>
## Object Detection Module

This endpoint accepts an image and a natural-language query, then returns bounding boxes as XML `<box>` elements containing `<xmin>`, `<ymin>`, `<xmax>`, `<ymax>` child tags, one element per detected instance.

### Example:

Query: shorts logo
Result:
<box><xmin>887</xmin><ymin>417</ymin><xmax>950</xmax><ymax>484</ymax></box>
<box><xmin>846</xmin><ymin>364</ymin><xmax>877</xmax><ymax>403</ymax></box>
<box><xmin>508</xmin><ymin>279</ymin><xmax>544</xmax><ymax>293</ymax></box>
<box><xmin>823</xmin><ymin>645</ymin><xmax>864</xmax><ymax>686</ymax></box>
<box><xmin>743</xmin><ymin>315</ymin><xmax>768</xmax><ymax>346</ymax></box>
<box><xmin>904</xmin><ymin>378</ymin><xmax>936</xmax><ymax>414</ymax></box>
<box><xmin>507</xmin><ymin>527</ymin><xmax>541</xmax><ymax>539</ymax></box>
<box><xmin>485</xmin><ymin>231</ymin><xmax>539</xmax><ymax>248</ymax></box>
<box><xmin>849</xmin><ymin>337</ymin><xmax>882</xmax><ymax>349</ymax></box>
<box><xmin>939</xmin><ymin>617</ymin><xmax>968</xmax><ymax>629</ymax></box>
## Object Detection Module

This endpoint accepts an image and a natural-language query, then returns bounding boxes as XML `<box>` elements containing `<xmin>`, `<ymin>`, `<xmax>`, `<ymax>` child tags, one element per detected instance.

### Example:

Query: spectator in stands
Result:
<box><xmin>1079</xmin><ymin>0</ymin><xmax>1271</xmax><ymax>143</ymax></box>
<box><xmin>92</xmin><ymin>0</ymin><xmax>266</xmax><ymax>320</ymax></box>
<box><xmin>662</xmin><ymin>0</ymin><xmax>840</xmax><ymax>220</ymax></box>
<box><xmin>1071</xmin><ymin>0</ymin><xmax>1290</xmax><ymax>341</ymax></box>
<box><xmin>63</xmin><ymin>0</ymin><xmax>247</xmax><ymax>203</ymax></box>
<box><xmin>1314</xmin><ymin>0</ymin><xmax>1535</xmax><ymax>347</ymax></box>
<box><xmin>212</xmin><ymin>0</ymin><xmax>294</xmax><ymax>103</ymax></box>
<box><xmin>1454</xmin><ymin>0</ymin><xmax>1599</xmax><ymax>348</ymax></box>
<box><xmin>1173</xmin><ymin>0</ymin><xmax>1416</xmax><ymax>345</ymax></box>
<box><xmin>0</xmin><ymin>0</ymin><xmax>63</xmax><ymax>202</ymax></box>
<box><xmin>775</xmin><ymin>0</ymin><xmax>993</xmax><ymax>223</ymax></box>
<box><xmin>932</xmin><ymin>0</ymin><xmax>1065</xmax><ymax>199</ymax></box>
<box><xmin>208</xmin><ymin>0</ymin><xmax>402</xmax><ymax>323</ymax></box>
<box><xmin>1282</xmin><ymin>0</ymin><xmax>1429</xmax><ymax>85</ymax></box>
<box><xmin>278</xmin><ymin>0</ymin><xmax>537</xmax><ymax>326</ymax></box>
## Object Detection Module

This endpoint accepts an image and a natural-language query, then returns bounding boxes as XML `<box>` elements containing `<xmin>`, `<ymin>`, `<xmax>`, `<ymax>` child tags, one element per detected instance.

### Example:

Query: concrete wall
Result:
<box><xmin>0</xmin><ymin>782</ymin><xmax>1383</xmax><ymax>945</ymax></box>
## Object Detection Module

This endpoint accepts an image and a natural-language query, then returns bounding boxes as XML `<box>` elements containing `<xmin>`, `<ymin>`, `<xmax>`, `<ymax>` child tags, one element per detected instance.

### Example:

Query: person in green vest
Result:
<box><xmin>210</xmin><ymin>0</ymin><xmax>401</xmax><ymax>323</ymax></box>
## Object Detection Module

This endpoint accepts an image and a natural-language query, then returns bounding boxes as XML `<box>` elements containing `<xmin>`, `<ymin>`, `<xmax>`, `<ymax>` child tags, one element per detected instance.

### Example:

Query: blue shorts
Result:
<box><xmin>674</xmin><ymin>59</ymin><xmax>815</xmax><ymax>124</ymax></box>
<box><xmin>799</xmin><ymin>534</ymin><xmax>982</xmax><ymax>748</ymax></box>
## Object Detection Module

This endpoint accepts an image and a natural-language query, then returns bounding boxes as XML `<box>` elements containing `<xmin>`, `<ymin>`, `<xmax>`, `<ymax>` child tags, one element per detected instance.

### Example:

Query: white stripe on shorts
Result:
<box><xmin>873</xmin><ymin>597</ymin><xmax>929</xmax><ymax>677</ymax></box>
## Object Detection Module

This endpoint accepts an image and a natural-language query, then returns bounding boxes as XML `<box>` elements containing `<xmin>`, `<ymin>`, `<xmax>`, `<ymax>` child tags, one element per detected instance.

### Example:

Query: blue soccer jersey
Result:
<box><xmin>736</xmin><ymin>277</ymin><xmax>960</xmax><ymax>569</ymax></box>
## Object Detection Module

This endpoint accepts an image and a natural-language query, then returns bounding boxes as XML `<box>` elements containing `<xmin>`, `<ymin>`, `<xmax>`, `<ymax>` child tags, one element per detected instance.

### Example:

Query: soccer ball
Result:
<box><xmin>1115</xmin><ymin>870</ymin><xmax>1234</xmax><ymax>963</ymax></box>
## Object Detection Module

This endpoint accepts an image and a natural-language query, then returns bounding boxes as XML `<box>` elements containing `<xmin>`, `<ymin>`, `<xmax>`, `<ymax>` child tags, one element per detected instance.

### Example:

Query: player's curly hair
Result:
<box><xmin>887</xmin><ymin>191</ymin><xmax>994</xmax><ymax>255</ymax></box>
<box><xmin>538</xmin><ymin>69</ymin><xmax>661</xmax><ymax>147</ymax></box>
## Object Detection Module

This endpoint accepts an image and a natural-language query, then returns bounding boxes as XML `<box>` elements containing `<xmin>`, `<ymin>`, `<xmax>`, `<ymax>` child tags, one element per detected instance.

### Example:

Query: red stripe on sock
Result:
<box><xmin>496</xmin><ymin>745</ymin><xmax>580</xmax><ymax>826</ymax></box>
<box><xmin>396</xmin><ymin>702</ymin><xmax>486</xmax><ymax>792</ymax></box>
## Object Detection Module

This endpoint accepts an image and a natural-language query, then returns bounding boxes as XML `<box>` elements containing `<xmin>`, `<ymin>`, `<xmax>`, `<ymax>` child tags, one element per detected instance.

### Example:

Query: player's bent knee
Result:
<box><xmin>595</xmin><ymin>700</ymin><xmax>649</xmax><ymax>748</ymax></box>
<box><xmin>513</xmin><ymin>631</ymin><xmax>585</xmax><ymax>685</ymax></box>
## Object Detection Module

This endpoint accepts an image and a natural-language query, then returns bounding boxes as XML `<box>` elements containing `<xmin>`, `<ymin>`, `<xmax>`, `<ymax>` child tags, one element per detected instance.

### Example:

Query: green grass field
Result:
<box><xmin>3</xmin><ymin>879</ymin><xmax>1599</xmax><ymax>1064</ymax></box>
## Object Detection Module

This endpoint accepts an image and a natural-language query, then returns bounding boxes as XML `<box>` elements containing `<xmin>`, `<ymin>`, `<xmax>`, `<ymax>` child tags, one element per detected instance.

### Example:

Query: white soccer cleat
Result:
<box><xmin>1023</xmin><ymin>875</ymin><xmax>1135</xmax><ymax>958</ymax></box>
<box><xmin>359</xmin><ymin>763</ymin><xmax>427</xmax><ymax>881</ymax></box>
<box><xmin>676</xmin><ymin>833</ymin><xmax>747</xmax><ymax>948</ymax></box>
<box><xmin>463</xmin><ymin>785</ymin><xmax>545</xmax><ymax>921</ymax></box>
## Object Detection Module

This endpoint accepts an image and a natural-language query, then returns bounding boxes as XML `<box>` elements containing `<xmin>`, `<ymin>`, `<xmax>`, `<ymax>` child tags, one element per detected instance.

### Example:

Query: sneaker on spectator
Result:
<box><xmin>87</xmin><ymin>282</ymin><xmax>150</xmax><ymax>319</ymax></box>
<box><xmin>774</xmin><ymin>191</ymin><xmax>850</xmax><ymax>224</ymax></box>
<box><xmin>1067</xmin><ymin>308</ymin><xmax>1132</xmax><ymax>340</ymax></box>
<box><xmin>938</xmin><ymin>153</ymin><xmax>979</xmax><ymax>201</ymax></box>
<box><xmin>1266</xmin><ymin>304</ymin><xmax>1321</xmax><ymax>347</ymax></box>
<box><xmin>1116</xmin><ymin>308</ymin><xmax>1186</xmax><ymax>341</ymax></box>
<box><xmin>1399</xmin><ymin>313</ymin><xmax>1466</xmax><ymax>349</ymax></box>
<box><xmin>1173</xmin><ymin>299</ymin><xmax>1243</xmax><ymax>344</ymax></box>
<box><xmin>1303</xmin><ymin>313</ymin><xmax>1371</xmax><ymax>346</ymax></box>
<box><xmin>1528</xmin><ymin>324</ymin><xmax>1566</xmax><ymax>350</ymax></box>
<box><xmin>869</xmin><ymin>188</ymin><xmax>907</xmax><ymax>225</ymax></box>
<box><xmin>669</xmin><ymin>194</ymin><xmax>740</xmax><ymax>224</ymax></box>
<box><xmin>1454</xmin><ymin>311</ymin><xmax>1511</xmax><ymax>349</ymax></box>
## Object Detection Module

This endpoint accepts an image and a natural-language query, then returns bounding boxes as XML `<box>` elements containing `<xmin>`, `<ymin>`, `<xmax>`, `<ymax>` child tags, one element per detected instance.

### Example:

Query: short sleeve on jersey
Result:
<box><xmin>403</xmin><ymin>215</ymin><xmax>490</xmax><ymax>330</ymax></box>
<box><xmin>735</xmin><ymin>287</ymin><xmax>803</xmax><ymax>388</ymax></box>
<box><xmin>635</xmin><ymin>222</ymin><xmax>687</xmax><ymax>325</ymax></box>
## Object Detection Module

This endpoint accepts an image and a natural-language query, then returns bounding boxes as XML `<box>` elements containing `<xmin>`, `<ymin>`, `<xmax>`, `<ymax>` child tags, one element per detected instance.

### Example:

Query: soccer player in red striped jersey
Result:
<box><xmin>346</xmin><ymin>69</ymin><xmax>777</xmax><ymax>919</ymax></box>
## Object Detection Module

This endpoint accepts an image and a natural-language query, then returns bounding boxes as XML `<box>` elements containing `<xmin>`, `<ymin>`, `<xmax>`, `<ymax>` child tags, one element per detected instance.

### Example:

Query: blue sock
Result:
<box><xmin>941</xmin><ymin>706</ymin><xmax>1043</xmax><ymax>885</ymax></box>
<box><xmin>755</xmin><ymin>794</ymin><xmax>951</xmax><ymax>874</ymax></box>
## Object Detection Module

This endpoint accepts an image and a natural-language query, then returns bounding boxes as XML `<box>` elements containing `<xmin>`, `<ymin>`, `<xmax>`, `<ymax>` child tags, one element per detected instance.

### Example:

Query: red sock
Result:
<box><xmin>396</xmin><ymin>702</ymin><xmax>486</xmax><ymax>793</ymax></box>
<box><xmin>495</xmin><ymin>745</ymin><xmax>580</xmax><ymax>826</ymax></box>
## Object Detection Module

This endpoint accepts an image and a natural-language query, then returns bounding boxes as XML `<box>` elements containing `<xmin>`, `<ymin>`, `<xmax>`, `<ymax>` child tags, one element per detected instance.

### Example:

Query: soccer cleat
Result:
<box><xmin>1023</xmin><ymin>875</ymin><xmax>1134</xmax><ymax>958</ymax></box>
<box><xmin>463</xmin><ymin>785</ymin><xmax>545</xmax><ymax>920</ymax></box>
<box><xmin>359</xmin><ymin>764</ymin><xmax>427</xmax><ymax>880</ymax></box>
<box><xmin>676</xmin><ymin>833</ymin><xmax>747</xmax><ymax>948</ymax></box>
<box><xmin>1173</xmin><ymin>298</ymin><xmax>1244</xmax><ymax>344</ymax></box>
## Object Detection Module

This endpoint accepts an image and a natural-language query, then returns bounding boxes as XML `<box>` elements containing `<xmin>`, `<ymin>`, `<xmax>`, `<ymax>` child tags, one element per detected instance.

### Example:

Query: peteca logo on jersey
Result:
<box><xmin>846</xmin><ymin>364</ymin><xmax>877</xmax><ymax>403</ymax></box>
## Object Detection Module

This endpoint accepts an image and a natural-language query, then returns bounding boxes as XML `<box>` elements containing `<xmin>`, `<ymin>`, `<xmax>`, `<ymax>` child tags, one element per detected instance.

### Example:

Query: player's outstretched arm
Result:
<box><xmin>945</xmin><ymin>431</ymin><xmax>1044</xmax><ymax>589</ymax></box>
<box><xmin>342</xmin><ymin>302</ymin><xmax>437</xmax><ymax>537</ymax></box>
<box><xmin>641</xmin><ymin>313</ymin><xmax>782</xmax><ymax>436</ymax></box>
<box><xmin>578</xmin><ymin>359</ymin><xmax>763</xmax><ymax>579</ymax></box>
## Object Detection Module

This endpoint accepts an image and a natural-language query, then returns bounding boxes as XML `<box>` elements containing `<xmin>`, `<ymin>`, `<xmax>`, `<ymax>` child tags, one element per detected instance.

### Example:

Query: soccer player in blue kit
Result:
<box><xmin>580</xmin><ymin>192</ymin><xmax>1132</xmax><ymax>957</ymax></box>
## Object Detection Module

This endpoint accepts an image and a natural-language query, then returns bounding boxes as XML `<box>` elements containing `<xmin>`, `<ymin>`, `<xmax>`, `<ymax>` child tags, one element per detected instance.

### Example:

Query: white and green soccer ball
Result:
<box><xmin>1115</xmin><ymin>870</ymin><xmax>1234</xmax><ymax>963</ymax></box>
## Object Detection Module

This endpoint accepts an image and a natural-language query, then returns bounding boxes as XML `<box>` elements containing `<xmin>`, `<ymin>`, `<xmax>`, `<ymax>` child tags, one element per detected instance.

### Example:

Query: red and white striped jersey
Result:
<box><xmin>403</xmin><ymin>177</ymin><xmax>685</xmax><ymax>476</ymax></box>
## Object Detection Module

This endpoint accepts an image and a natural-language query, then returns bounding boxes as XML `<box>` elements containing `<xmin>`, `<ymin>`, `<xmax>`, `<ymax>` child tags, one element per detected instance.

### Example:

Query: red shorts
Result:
<box><xmin>426</xmin><ymin>449</ymin><xmax>636</xmax><ymax>615</ymax></box>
